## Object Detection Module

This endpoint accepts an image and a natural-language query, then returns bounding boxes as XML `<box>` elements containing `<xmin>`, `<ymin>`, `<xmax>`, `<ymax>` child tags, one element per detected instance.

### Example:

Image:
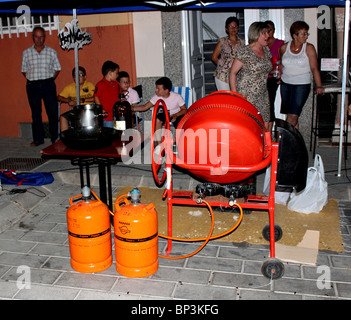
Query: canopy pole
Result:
<box><xmin>73</xmin><ymin>8</ymin><xmax>80</xmax><ymax>105</ymax></box>
<box><xmin>337</xmin><ymin>0</ymin><xmax>350</xmax><ymax>177</ymax></box>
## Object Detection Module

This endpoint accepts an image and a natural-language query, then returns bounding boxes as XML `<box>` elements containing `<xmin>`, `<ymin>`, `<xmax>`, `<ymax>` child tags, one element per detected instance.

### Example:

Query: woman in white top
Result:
<box><xmin>279</xmin><ymin>21</ymin><xmax>324</xmax><ymax>129</ymax></box>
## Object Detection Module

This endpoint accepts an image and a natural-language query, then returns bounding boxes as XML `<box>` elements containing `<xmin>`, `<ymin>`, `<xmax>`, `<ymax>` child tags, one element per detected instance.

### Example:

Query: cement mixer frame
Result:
<box><xmin>151</xmin><ymin>97</ymin><xmax>285</xmax><ymax>280</ymax></box>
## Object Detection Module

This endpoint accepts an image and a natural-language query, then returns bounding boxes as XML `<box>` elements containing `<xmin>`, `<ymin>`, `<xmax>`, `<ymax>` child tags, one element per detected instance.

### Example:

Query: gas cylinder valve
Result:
<box><xmin>82</xmin><ymin>186</ymin><xmax>91</xmax><ymax>202</ymax></box>
<box><xmin>129</xmin><ymin>187</ymin><xmax>141</xmax><ymax>205</ymax></box>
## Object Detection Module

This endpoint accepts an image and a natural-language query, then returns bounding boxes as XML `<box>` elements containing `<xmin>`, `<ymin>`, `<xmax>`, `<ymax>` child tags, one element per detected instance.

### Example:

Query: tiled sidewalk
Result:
<box><xmin>0</xmin><ymin>137</ymin><xmax>350</xmax><ymax>300</ymax></box>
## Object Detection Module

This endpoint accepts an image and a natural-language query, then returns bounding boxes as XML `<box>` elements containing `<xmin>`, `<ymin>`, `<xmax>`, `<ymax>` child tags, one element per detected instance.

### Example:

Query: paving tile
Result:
<box><xmin>29</xmin><ymin>243</ymin><xmax>70</xmax><ymax>258</ymax></box>
<box><xmin>30</xmin><ymin>203</ymin><xmax>67</xmax><ymax>215</ymax></box>
<box><xmin>0</xmin><ymin>239</ymin><xmax>36</xmax><ymax>254</ymax></box>
<box><xmin>17</xmin><ymin>221</ymin><xmax>56</xmax><ymax>232</ymax></box>
<box><xmin>14</xmin><ymin>283</ymin><xmax>79</xmax><ymax>300</ymax></box>
<box><xmin>218</xmin><ymin>246</ymin><xmax>270</xmax><ymax>261</ymax></box>
<box><xmin>303</xmin><ymin>265</ymin><xmax>351</xmax><ymax>283</ymax></box>
<box><xmin>0</xmin><ymin>229</ymin><xmax>27</xmax><ymax>240</ymax></box>
<box><xmin>273</xmin><ymin>277</ymin><xmax>336</xmax><ymax>297</ymax></box>
<box><xmin>0</xmin><ymin>252</ymin><xmax>48</xmax><ymax>268</ymax></box>
<box><xmin>40</xmin><ymin>213</ymin><xmax>67</xmax><ymax>224</ymax></box>
<box><xmin>19</xmin><ymin>230</ymin><xmax>67</xmax><ymax>244</ymax></box>
<box><xmin>112</xmin><ymin>278</ymin><xmax>175</xmax><ymax>298</ymax></box>
<box><xmin>335</xmin><ymin>283</ymin><xmax>351</xmax><ymax>298</ymax></box>
<box><xmin>2</xmin><ymin>266</ymin><xmax>62</xmax><ymax>285</ymax></box>
<box><xmin>330</xmin><ymin>255</ymin><xmax>351</xmax><ymax>268</ymax></box>
<box><xmin>55</xmin><ymin>272</ymin><xmax>117</xmax><ymax>291</ymax></box>
<box><xmin>238</xmin><ymin>289</ymin><xmax>302</xmax><ymax>300</ymax></box>
<box><xmin>12</xmin><ymin>210</ymin><xmax>49</xmax><ymax>227</ymax></box>
<box><xmin>41</xmin><ymin>256</ymin><xmax>72</xmax><ymax>271</ymax></box>
<box><xmin>50</xmin><ymin>223</ymin><xmax>68</xmax><ymax>233</ymax></box>
<box><xmin>315</xmin><ymin>253</ymin><xmax>331</xmax><ymax>266</ymax></box>
<box><xmin>158</xmin><ymin>256</ymin><xmax>186</xmax><ymax>268</ymax></box>
<box><xmin>0</xmin><ymin>202</ymin><xmax>27</xmax><ymax>233</ymax></box>
<box><xmin>212</xmin><ymin>271</ymin><xmax>272</xmax><ymax>290</ymax></box>
<box><xmin>151</xmin><ymin>266</ymin><xmax>211</xmax><ymax>284</ymax></box>
<box><xmin>0</xmin><ymin>265</ymin><xmax>11</xmax><ymax>278</ymax></box>
<box><xmin>0</xmin><ymin>279</ymin><xmax>20</xmax><ymax>299</ymax></box>
<box><xmin>173</xmin><ymin>283</ymin><xmax>237</xmax><ymax>300</ymax></box>
<box><xmin>163</xmin><ymin>242</ymin><xmax>218</xmax><ymax>257</ymax></box>
<box><xmin>185</xmin><ymin>256</ymin><xmax>242</xmax><ymax>273</ymax></box>
<box><xmin>76</xmin><ymin>289</ymin><xmax>140</xmax><ymax>300</ymax></box>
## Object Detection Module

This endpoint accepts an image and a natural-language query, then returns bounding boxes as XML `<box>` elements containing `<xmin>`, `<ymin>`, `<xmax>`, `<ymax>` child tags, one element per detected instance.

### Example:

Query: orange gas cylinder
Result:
<box><xmin>114</xmin><ymin>188</ymin><xmax>158</xmax><ymax>278</ymax></box>
<box><xmin>67</xmin><ymin>186</ymin><xmax>112</xmax><ymax>273</ymax></box>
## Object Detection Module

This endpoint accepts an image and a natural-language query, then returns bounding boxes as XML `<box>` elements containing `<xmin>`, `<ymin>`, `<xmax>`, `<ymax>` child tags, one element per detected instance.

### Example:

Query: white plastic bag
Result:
<box><xmin>263</xmin><ymin>165</ymin><xmax>291</xmax><ymax>205</ymax></box>
<box><xmin>287</xmin><ymin>154</ymin><xmax>328</xmax><ymax>214</ymax></box>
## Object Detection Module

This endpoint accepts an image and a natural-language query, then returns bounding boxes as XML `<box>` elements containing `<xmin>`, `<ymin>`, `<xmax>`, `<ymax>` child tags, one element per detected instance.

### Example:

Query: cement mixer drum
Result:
<box><xmin>175</xmin><ymin>91</ymin><xmax>267</xmax><ymax>184</ymax></box>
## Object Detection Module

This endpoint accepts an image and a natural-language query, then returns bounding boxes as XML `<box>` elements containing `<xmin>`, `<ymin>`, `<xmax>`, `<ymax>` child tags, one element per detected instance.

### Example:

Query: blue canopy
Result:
<box><xmin>0</xmin><ymin>0</ymin><xmax>347</xmax><ymax>14</ymax></box>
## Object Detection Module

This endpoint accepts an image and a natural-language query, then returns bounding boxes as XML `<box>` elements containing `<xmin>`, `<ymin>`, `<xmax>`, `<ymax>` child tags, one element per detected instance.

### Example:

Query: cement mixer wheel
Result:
<box><xmin>262</xmin><ymin>224</ymin><xmax>283</xmax><ymax>242</ymax></box>
<box><xmin>151</xmin><ymin>99</ymin><xmax>171</xmax><ymax>186</ymax></box>
<box><xmin>261</xmin><ymin>258</ymin><xmax>285</xmax><ymax>280</ymax></box>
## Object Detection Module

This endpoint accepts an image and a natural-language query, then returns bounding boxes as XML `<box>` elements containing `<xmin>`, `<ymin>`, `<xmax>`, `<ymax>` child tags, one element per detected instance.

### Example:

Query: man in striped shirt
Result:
<box><xmin>21</xmin><ymin>26</ymin><xmax>61</xmax><ymax>146</ymax></box>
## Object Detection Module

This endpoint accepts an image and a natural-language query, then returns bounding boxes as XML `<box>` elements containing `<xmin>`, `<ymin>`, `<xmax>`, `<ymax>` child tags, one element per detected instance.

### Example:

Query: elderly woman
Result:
<box><xmin>229</xmin><ymin>21</ymin><xmax>272</xmax><ymax>130</ymax></box>
<box><xmin>279</xmin><ymin>21</ymin><xmax>324</xmax><ymax>129</ymax></box>
<box><xmin>212</xmin><ymin>16</ymin><xmax>245</xmax><ymax>91</ymax></box>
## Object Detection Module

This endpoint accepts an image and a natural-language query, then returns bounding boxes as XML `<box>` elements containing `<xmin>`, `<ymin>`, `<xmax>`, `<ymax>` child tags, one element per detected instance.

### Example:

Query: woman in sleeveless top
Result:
<box><xmin>279</xmin><ymin>21</ymin><xmax>324</xmax><ymax>129</ymax></box>
<box><xmin>212</xmin><ymin>16</ymin><xmax>245</xmax><ymax>91</ymax></box>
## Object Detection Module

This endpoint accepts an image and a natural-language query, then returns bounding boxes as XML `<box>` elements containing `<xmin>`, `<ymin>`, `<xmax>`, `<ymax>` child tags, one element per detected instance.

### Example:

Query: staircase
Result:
<box><xmin>203</xmin><ymin>40</ymin><xmax>218</xmax><ymax>96</ymax></box>
<box><xmin>202</xmin><ymin>12</ymin><xmax>244</xmax><ymax>96</ymax></box>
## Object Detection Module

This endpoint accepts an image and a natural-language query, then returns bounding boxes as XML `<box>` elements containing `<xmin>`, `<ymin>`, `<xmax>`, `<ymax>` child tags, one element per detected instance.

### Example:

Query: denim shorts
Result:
<box><xmin>103</xmin><ymin>120</ymin><xmax>114</xmax><ymax>128</ymax></box>
<box><xmin>280</xmin><ymin>81</ymin><xmax>311</xmax><ymax>116</ymax></box>
<box><xmin>156</xmin><ymin>109</ymin><xmax>184</xmax><ymax>128</ymax></box>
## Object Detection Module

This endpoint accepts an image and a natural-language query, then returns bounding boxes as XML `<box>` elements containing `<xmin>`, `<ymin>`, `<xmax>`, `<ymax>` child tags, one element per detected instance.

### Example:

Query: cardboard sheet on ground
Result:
<box><xmin>113</xmin><ymin>187</ymin><xmax>344</xmax><ymax>253</ymax></box>
<box><xmin>276</xmin><ymin>230</ymin><xmax>320</xmax><ymax>265</ymax></box>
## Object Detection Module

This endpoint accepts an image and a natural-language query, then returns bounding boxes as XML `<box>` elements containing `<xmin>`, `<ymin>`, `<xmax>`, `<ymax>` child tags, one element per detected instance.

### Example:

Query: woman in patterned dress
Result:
<box><xmin>211</xmin><ymin>16</ymin><xmax>245</xmax><ymax>91</ymax></box>
<box><xmin>229</xmin><ymin>21</ymin><xmax>272</xmax><ymax>130</ymax></box>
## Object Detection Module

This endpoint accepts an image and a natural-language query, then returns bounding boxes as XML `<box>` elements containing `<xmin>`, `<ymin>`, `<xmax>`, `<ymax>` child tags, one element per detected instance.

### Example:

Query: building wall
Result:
<box><xmin>136</xmin><ymin>11</ymin><xmax>184</xmax><ymax>124</ymax></box>
<box><xmin>0</xmin><ymin>12</ymin><xmax>137</xmax><ymax>137</ymax></box>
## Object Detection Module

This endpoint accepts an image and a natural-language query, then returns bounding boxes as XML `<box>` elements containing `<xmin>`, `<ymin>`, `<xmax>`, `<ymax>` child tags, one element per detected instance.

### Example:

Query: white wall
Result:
<box><xmin>133</xmin><ymin>11</ymin><xmax>164</xmax><ymax>78</ymax></box>
<box><xmin>305</xmin><ymin>8</ymin><xmax>318</xmax><ymax>50</ymax></box>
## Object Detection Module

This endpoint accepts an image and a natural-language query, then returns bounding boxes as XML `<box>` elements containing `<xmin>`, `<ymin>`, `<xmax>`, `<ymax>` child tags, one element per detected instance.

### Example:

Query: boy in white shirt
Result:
<box><xmin>117</xmin><ymin>71</ymin><xmax>140</xmax><ymax>107</ymax></box>
<box><xmin>133</xmin><ymin>77</ymin><xmax>186</xmax><ymax>142</ymax></box>
<box><xmin>117</xmin><ymin>71</ymin><xmax>141</xmax><ymax>130</ymax></box>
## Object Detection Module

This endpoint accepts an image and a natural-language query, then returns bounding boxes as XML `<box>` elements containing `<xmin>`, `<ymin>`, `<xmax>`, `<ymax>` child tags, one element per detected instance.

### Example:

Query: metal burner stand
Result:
<box><xmin>151</xmin><ymin>99</ymin><xmax>285</xmax><ymax>279</ymax></box>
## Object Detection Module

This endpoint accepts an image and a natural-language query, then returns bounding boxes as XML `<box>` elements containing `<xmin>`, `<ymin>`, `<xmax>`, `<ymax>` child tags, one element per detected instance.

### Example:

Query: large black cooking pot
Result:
<box><xmin>60</xmin><ymin>127</ymin><xmax>119</xmax><ymax>150</ymax></box>
<box><xmin>74</xmin><ymin>104</ymin><xmax>105</xmax><ymax>129</ymax></box>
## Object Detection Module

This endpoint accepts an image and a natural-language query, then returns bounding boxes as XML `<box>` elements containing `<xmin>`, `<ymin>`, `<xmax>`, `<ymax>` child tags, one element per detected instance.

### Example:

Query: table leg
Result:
<box><xmin>98</xmin><ymin>160</ymin><xmax>107</xmax><ymax>206</ymax></box>
<box><xmin>79</xmin><ymin>163</ymin><xmax>84</xmax><ymax>188</ymax></box>
<box><xmin>107</xmin><ymin>161</ymin><xmax>113</xmax><ymax>210</ymax></box>
<box><xmin>85</xmin><ymin>163</ymin><xmax>90</xmax><ymax>187</ymax></box>
<box><xmin>72</xmin><ymin>157</ymin><xmax>116</xmax><ymax>210</ymax></box>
